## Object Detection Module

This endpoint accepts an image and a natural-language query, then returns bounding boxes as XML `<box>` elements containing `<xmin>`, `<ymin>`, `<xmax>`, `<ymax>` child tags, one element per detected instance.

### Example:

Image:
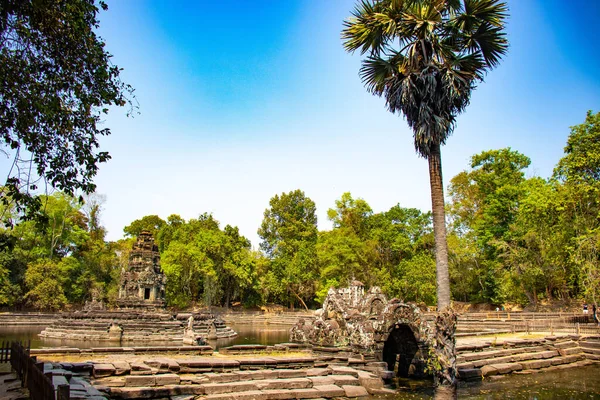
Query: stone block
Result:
<box><xmin>562</xmin><ymin>347</ymin><xmax>583</xmax><ymax>356</ymax></box>
<box><xmin>356</xmin><ymin>371</ymin><xmax>383</xmax><ymax>393</ymax></box>
<box><xmin>255</xmin><ymin>378</ymin><xmax>311</xmax><ymax>390</ymax></box>
<box><xmin>125</xmin><ymin>375</ymin><xmax>156</xmax><ymax>387</ymax></box>
<box><xmin>93</xmin><ymin>363</ymin><xmax>116</xmax><ymax>378</ymax></box>
<box><xmin>342</xmin><ymin>385</ymin><xmax>369</xmax><ymax>398</ymax></box>
<box><xmin>205</xmin><ymin>372</ymin><xmax>241</xmax><ymax>383</ymax></box>
<box><xmin>112</xmin><ymin>361</ymin><xmax>131</xmax><ymax>376</ymax></box>
<box><xmin>331</xmin><ymin>375</ymin><xmax>359</xmax><ymax>386</ymax></box>
<box><xmin>305</xmin><ymin>368</ymin><xmax>330</xmax><ymax>377</ymax></box>
<box><xmin>261</xmin><ymin>389</ymin><xmax>295</xmax><ymax>400</ymax></box>
<box><xmin>230</xmin><ymin>390</ymin><xmax>267</xmax><ymax>400</ymax></box>
<box><xmin>203</xmin><ymin>381</ymin><xmax>258</xmax><ymax>395</ymax></box>
<box><xmin>540</xmin><ymin>350</ymin><xmax>560</xmax><ymax>358</ymax></box>
<box><xmin>52</xmin><ymin>375</ymin><xmax>69</xmax><ymax>387</ymax></box>
<box><xmin>277</xmin><ymin>369</ymin><xmax>306</xmax><ymax>379</ymax></box>
<box><xmin>205</xmin><ymin>395</ymin><xmax>234</xmax><ymax>400</ymax></box>
<box><xmin>313</xmin><ymin>384</ymin><xmax>345</xmax><ymax>398</ymax></box>
<box><xmin>294</xmin><ymin>388</ymin><xmax>320</xmax><ymax>399</ymax></box>
<box><xmin>329</xmin><ymin>366</ymin><xmax>359</xmax><ymax>377</ymax></box>
<box><xmin>155</xmin><ymin>374</ymin><xmax>180</xmax><ymax>386</ymax></box>
<box><xmin>130</xmin><ymin>362</ymin><xmax>152</xmax><ymax>372</ymax></box>
<box><xmin>458</xmin><ymin>368</ymin><xmax>482</xmax><ymax>380</ymax></box>
<box><xmin>309</xmin><ymin>376</ymin><xmax>335</xmax><ymax>386</ymax></box>
<box><xmin>480</xmin><ymin>365</ymin><xmax>498</xmax><ymax>377</ymax></box>
<box><xmin>493</xmin><ymin>363</ymin><xmax>522</xmax><ymax>374</ymax></box>
<box><xmin>110</xmin><ymin>387</ymin><xmax>167</xmax><ymax>399</ymax></box>
<box><xmin>520</xmin><ymin>359</ymin><xmax>552</xmax><ymax>370</ymax></box>
<box><xmin>163</xmin><ymin>384</ymin><xmax>205</xmax><ymax>396</ymax></box>
<box><xmin>97</xmin><ymin>377</ymin><xmax>126</xmax><ymax>387</ymax></box>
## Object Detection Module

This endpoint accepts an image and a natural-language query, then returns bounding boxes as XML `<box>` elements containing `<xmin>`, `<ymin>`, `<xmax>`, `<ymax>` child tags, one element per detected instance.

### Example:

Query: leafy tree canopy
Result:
<box><xmin>0</xmin><ymin>0</ymin><xmax>134</xmax><ymax>225</ymax></box>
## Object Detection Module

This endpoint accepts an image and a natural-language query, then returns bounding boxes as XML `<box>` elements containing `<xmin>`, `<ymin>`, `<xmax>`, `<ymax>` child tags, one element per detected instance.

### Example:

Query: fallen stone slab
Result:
<box><xmin>480</xmin><ymin>365</ymin><xmax>498</xmax><ymax>377</ymax></box>
<box><xmin>111</xmin><ymin>361</ymin><xmax>131</xmax><ymax>376</ymax></box>
<box><xmin>93</xmin><ymin>363</ymin><xmax>116</xmax><ymax>378</ymax></box>
<box><xmin>356</xmin><ymin>371</ymin><xmax>383</xmax><ymax>393</ymax></box>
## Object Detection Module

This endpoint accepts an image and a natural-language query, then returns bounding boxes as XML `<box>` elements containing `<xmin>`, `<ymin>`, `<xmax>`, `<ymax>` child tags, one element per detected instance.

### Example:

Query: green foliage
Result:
<box><xmin>25</xmin><ymin>259</ymin><xmax>68</xmax><ymax>311</ymax></box>
<box><xmin>123</xmin><ymin>215</ymin><xmax>166</xmax><ymax>240</ymax></box>
<box><xmin>258</xmin><ymin>190</ymin><xmax>318</xmax><ymax>309</ymax></box>
<box><xmin>160</xmin><ymin>213</ymin><xmax>257</xmax><ymax>308</ymax></box>
<box><xmin>0</xmin><ymin>0</ymin><xmax>134</xmax><ymax>224</ymax></box>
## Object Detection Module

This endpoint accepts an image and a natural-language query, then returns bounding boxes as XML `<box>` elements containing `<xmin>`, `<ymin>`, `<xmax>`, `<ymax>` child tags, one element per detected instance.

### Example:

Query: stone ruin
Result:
<box><xmin>117</xmin><ymin>230</ymin><xmax>166</xmax><ymax>309</ymax></box>
<box><xmin>290</xmin><ymin>281</ymin><xmax>435</xmax><ymax>379</ymax></box>
<box><xmin>39</xmin><ymin>231</ymin><xmax>238</xmax><ymax>345</ymax></box>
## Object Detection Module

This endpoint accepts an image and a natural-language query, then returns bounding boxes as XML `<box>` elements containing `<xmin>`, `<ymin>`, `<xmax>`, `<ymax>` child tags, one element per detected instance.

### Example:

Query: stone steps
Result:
<box><xmin>92</xmin><ymin>362</ymin><xmax>379</xmax><ymax>400</ymax></box>
<box><xmin>457</xmin><ymin>336</ymin><xmax>600</xmax><ymax>380</ymax></box>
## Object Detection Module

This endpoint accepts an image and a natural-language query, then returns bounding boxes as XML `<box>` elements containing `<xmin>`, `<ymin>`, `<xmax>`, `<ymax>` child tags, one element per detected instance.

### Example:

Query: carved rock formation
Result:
<box><xmin>291</xmin><ymin>282</ymin><xmax>448</xmax><ymax>379</ymax></box>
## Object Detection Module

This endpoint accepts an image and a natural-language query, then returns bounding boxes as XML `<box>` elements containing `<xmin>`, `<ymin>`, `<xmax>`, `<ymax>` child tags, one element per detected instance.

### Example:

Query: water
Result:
<box><xmin>1</xmin><ymin>324</ymin><xmax>599</xmax><ymax>398</ymax></box>
<box><xmin>0</xmin><ymin>323</ymin><xmax>291</xmax><ymax>350</ymax></box>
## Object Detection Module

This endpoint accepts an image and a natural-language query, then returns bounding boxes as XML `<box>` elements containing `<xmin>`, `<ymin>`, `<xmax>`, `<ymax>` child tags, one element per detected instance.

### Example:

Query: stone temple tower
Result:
<box><xmin>117</xmin><ymin>231</ymin><xmax>166</xmax><ymax>309</ymax></box>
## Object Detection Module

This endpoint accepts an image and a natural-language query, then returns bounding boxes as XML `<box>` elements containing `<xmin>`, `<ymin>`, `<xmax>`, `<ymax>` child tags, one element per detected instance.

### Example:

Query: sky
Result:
<box><xmin>31</xmin><ymin>0</ymin><xmax>600</xmax><ymax>245</ymax></box>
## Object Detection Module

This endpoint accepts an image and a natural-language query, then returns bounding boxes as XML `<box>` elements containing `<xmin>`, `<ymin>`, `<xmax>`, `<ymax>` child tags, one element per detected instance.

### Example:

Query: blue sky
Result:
<box><xmin>80</xmin><ymin>0</ymin><xmax>600</xmax><ymax>245</ymax></box>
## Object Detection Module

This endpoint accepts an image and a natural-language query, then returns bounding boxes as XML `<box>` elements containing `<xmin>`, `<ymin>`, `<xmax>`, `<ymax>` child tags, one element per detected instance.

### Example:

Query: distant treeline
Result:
<box><xmin>1</xmin><ymin>112</ymin><xmax>599</xmax><ymax>310</ymax></box>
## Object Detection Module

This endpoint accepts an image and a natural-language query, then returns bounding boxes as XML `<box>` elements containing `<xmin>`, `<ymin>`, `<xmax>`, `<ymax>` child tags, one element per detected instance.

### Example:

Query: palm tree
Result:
<box><xmin>342</xmin><ymin>0</ymin><xmax>508</xmax><ymax>391</ymax></box>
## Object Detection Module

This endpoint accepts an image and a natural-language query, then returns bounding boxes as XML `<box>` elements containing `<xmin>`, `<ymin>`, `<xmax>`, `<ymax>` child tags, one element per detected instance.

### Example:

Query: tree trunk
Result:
<box><xmin>428</xmin><ymin>144</ymin><xmax>451</xmax><ymax>310</ymax></box>
<box><xmin>428</xmin><ymin>144</ymin><xmax>456</xmax><ymax>395</ymax></box>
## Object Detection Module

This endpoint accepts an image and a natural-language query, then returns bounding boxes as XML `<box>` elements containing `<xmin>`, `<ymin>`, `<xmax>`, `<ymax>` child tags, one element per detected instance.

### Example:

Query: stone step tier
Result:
<box><xmin>456</xmin><ymin>335</ymin><xmax>600</xmax><ymax>381</ymax></box>
<box><xmin>41</xmin><ymin>355</ymin><xmax>393</xmax><ymax>400</ymax></box>
<box><xmin>39</xmin><ymin>317</ymin><xmax>237</xmax><ymax>342</ymax></box>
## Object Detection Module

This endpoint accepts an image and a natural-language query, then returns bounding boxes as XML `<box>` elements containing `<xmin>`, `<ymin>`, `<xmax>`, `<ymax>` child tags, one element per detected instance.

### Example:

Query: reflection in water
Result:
<box><xmin>0</xmin><ymin>323</ymin><xmax>290</xmax><ymax>350</ymax></box>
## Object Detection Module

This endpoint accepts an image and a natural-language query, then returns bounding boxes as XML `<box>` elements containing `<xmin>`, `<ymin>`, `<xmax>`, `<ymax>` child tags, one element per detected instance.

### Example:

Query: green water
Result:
<box><xmin>387</xmin><ymin>364</ymin><xmax>600</xmax><ymax>399</ymax></box>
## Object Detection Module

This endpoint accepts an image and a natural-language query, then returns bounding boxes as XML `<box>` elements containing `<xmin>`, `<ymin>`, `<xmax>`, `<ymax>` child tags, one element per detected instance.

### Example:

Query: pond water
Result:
<box><xmin>0</xmin><ymin>323</ymin><xmax>290</xmax><ymax>350</ymax></box>
<box><xmin>1</xmin><ymin>324</ymin><xmax>599</xmax><ymax>399</ymax></box>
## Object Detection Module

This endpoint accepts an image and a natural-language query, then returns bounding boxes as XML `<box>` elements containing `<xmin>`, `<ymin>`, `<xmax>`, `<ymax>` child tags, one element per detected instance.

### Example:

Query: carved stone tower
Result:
<box><xmin>117</xmin><ymin>231</ymin><xmax>166</xmax><ymax>309</ymax></box>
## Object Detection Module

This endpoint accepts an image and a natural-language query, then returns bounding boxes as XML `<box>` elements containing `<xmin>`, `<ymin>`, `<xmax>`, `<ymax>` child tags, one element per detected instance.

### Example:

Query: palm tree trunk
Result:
<box><xmin>428</xmin><ymin>143</ymin><xmax>451</xmax><ymax>310</ymax></box>
<box><xmin>428</xmin><ymin>144</ymin><xmax>457</xmax><ymax>398</ymax></box>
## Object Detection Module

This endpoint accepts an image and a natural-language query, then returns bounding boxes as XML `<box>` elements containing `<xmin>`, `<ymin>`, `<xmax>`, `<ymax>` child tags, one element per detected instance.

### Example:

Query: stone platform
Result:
<box><xmin>39</xmin><ymin>311</ymin><xmax>237</xmax><ymax>343</ymax></box>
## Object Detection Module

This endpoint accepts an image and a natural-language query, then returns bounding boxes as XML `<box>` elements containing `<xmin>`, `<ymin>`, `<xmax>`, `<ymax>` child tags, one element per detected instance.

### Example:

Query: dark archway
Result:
<box><xmin>382</xmin><ymin>324</ymin><xmax>419</xmax><ymax>378</ymax></box>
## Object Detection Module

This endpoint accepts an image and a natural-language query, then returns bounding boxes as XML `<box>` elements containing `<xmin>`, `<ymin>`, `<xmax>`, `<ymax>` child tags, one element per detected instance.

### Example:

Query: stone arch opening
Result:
<box><xmin>382</xmin><ymin>323</ymin><xmax>419</xmax><ymax>378</ymax></box>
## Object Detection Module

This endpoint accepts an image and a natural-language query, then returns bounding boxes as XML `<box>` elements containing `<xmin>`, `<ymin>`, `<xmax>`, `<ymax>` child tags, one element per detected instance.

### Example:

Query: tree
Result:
<box><xmin>258</xmin><ymin>190</ymin><xmax>318</xmax><ymax>309</ymax></box>
<box><xmin>448</xmin><ymin>148</ymin><xmax>531</xmax><ymax>303</ymax></box>
<box><xmin>123</xmin><ymin>215</ymin><xmax>166</xmax><ymax>240</ymax></box>
<box><xmin>0</xmin><ymin>0</ymin><xmax>134</xmax><ymax>224</ymax></box>
<box><xmin>553</xmin><ymin>111</ymin><xmax>600</xmax><ymax>306</ymax></box>
<box><xmin>342</xmin><ymin>0</ymin><xmax>508</xmax><ymax>391</ymax></box>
